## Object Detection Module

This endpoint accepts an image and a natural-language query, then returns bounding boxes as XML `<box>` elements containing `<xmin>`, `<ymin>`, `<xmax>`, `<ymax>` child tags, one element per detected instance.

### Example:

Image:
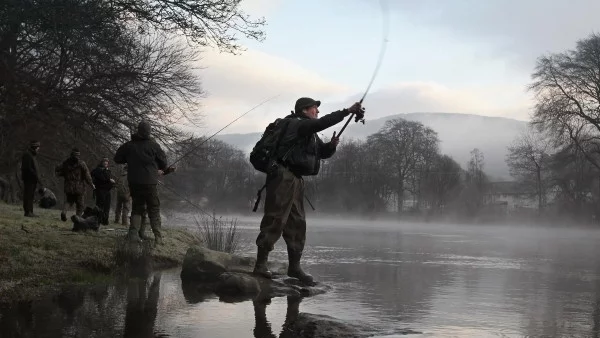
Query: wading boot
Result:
<box><xmin>253</xmin><ymin>247</ymin><xmax>273</xmax><ymax>279</ymax></box>
<box><xmin>287</xmin><ymin>249</ymin><xmax>314</xmax><ymax>285</ymax></box>
<box><xmin>154</xmin><ymin>232</ymin><xmax>164</xmax><ymax>246</ymax></box>
<box><xmin>138</xmin><ymin>221</ymin><xmax>152</xmax><ymax>241</ymax></box>
<box><xmin>127</xmin><ymin>215</ymin><xmax>142</xmax><ymax>243</ymax></box>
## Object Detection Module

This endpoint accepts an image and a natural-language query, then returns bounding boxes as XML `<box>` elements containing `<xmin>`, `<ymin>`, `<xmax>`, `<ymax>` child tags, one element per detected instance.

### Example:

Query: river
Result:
<box><xmin>2</xmin><ymin>216</ymin><xmax>600</xmax><ymax>337</ymax></box>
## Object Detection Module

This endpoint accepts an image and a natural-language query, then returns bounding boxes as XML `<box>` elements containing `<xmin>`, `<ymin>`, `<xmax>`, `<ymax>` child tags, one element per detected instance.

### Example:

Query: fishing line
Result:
<box><xmin>168</xmin><ymin>94</ymin><xmax>281</xmax><ymax>168</ymax></box>
<box><xmin>337</xmin><ymin>0</ymin><xmax>390</xmax><ymax>138</ymax></box>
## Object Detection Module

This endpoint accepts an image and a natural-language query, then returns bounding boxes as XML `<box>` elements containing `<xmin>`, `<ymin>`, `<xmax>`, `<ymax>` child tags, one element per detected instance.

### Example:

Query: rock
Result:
<box><xmin>180</xmin><ymin>246</ymin><xmax>331</xmax><ymax>303</ymax></box>
<box><xmin>216</xmin><ymin>272</ymin><xmax>261</xmax><ymax>302</ymax></box>
<box><xmin>279</xmin><ymin>313</ymin><xmax>378</xmax><ymax>338</ymax></box>
<box><xmin>286</xmin><ymin>313</ymin><xmax>420</xmax><ymax>338</ymax></box>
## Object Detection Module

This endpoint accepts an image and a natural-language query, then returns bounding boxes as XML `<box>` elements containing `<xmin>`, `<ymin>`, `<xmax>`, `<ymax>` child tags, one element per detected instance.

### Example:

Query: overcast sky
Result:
<box><xmin>190</xmin><ymin>0</ymin><xmax>600</xmax><ymax>135</ymax></box>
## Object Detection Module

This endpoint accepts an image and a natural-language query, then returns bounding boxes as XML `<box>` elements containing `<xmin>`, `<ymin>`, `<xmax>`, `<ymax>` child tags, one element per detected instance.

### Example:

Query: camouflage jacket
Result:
<box><xmin>55</xmin><ymin>157</ymin><xmax>93</xmax><ymax>195</ymax></box>
<box><xmin>115</xmin><ymin>169</ymin><xmax>130</xmax><ymax>199</ymax></box>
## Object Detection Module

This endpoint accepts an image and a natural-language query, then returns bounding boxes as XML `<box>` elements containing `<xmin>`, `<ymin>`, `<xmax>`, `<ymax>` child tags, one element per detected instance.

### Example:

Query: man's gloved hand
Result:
<box><xmin>160</xmin><ymin>166</ymin><xmax>177</xmax><ymax>176</ymax></box>
<box><xmin>347</xmin><ymin>102</ymin><xmax>365</xmax><ymax>121</ymax></box>
<box><xmin>331</xmin><ymin>131</ymin><xmax>340</xmax><ymax>147</ymax></box>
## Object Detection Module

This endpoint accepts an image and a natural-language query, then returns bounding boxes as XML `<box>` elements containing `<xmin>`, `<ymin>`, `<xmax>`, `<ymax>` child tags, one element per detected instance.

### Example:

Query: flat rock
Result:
<box><xmin>180</xmin><ymin>246</ymin><xmax>330</xmax><ymax>302</ymax></box>
<box><xmin>287</xmin><ymin>313</ymin><xmax>421</xmax><ymax>338</ymax></box>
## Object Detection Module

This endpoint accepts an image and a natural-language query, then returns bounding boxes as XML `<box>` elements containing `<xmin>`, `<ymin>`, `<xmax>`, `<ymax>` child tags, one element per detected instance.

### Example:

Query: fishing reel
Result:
<box><xmin>354</xmin><ymin>107</ymin><xmax>366</xmax><ymax>124</ymax></box>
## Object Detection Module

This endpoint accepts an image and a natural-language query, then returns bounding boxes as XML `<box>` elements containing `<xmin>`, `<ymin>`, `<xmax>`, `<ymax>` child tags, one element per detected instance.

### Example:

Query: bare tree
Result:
<box><xmin>462</xmin><ymin>148</ymin><xmax>488</xmax><ymax>216</ymax></box>
<box><xmin>506</xmin><ymin>128</ymin><xmax>554</xmax><ymax>212</ymax></box>
<box><xmin>367</xmin><ymin>118</ymin><xmax>439</xmax><ymax>213</ymax></box>
<box><xmin>529</xmin><ymin>32</ymin><xmax>600</xmax><ymax>170</ymax></box>
<box><xmin>111</xmin><ymin>0</ymin><xmax>266</xmax><ymax>53</ymax></box>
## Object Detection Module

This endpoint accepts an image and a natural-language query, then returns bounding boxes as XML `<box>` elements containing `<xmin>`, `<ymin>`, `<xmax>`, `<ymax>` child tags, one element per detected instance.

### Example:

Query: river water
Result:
<box><xmin>2</xmin><ymin>217</ymin><xmax>600</xmax><ymax>337</ymax></box>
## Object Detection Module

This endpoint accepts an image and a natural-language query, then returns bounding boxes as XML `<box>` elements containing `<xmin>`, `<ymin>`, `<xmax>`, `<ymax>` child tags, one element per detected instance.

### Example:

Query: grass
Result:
<box><xmin>0</xmin><ymin>202</ymin><xmax>200</xmax><ymax>302</ymax></box>
<box><xmin>194</xmin><ymin>211</ymin><xmax>239</xmax><ymax>254</ymax></box>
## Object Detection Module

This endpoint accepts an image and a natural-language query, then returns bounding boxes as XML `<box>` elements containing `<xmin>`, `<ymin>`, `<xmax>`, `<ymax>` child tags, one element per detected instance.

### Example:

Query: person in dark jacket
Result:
<box><xmin>114</xmin><ymin>121</ymin><xmax>176</xmax><ymax>245</ymax></box>
<box><xmin>91</xmin><ymin>157</ymin><xmax>115</xmax><ymax>225</ymax></box>
<box><xmin>253</xmin><ymin>98</ymin><xmax>364</xmax><ymax>284</ymax></box>
<box><xmin>56</xmin><ymin>148</ymin><xmax>95</xmax><ymax>221</ymax></box>
<box><xmin>21</xmin><ymin>140</ymin><xmax>43</xmax><ymax>217</ymax></box>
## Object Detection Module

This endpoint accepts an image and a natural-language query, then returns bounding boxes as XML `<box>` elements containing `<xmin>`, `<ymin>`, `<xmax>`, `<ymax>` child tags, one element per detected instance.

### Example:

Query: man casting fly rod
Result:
<box><xmin>250</xmin><ymin>98</ymin><xmax>365</xmax><ymax>284</ymax></box>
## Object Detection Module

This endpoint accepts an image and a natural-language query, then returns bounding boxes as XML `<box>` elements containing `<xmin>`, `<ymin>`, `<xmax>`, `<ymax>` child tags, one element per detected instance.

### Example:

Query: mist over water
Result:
<box><xmin>3</xmin><ymin>214</ymin><xmax>600</xmax><ymax>337</ymax></box>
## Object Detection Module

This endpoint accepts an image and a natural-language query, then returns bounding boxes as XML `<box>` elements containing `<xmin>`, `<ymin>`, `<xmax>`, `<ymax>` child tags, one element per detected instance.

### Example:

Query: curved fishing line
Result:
<box><xmin>337</xmin><ymin>0</ymin><xmax>390</xmax><ymax>137</ymax></box>
<box><xmin>168</xmin><ymin>93</ymin><xmax>281</xmax><ymax>168</ymax></box>
<box><xmin>359</xmin><ymin>0</ymin><xmax>390</xmax><ymax>104</ymax></box>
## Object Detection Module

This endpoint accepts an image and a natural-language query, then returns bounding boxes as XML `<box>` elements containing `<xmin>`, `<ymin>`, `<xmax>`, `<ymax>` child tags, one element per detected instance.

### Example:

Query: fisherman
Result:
<box><xmin>92</xmin><ymin>157</ymin><xmax>115</xmax><ymax>225</ymax></box>
<box><xmin>252</xmin><ymin>98</ymin><xmax>364</xmax><ymax>284</ymax></box>
<box><xmin>56</xmin><ymin>148</ymin><xmax>95</xmax><ymax>221</ymax></box>
<box><xmin>114</xmin><ymin>121</ymin><xmax>176</xmax><ymax>245</ymax></box>
<box><xmin>21</xmin><ymin>140</ymin><xmax>43</xmax><ymax>217</ymax></box>
<box><xmin>114</xmin><ymin>164</ymin><xmax>131</xmax><ymax>226</ymax></box>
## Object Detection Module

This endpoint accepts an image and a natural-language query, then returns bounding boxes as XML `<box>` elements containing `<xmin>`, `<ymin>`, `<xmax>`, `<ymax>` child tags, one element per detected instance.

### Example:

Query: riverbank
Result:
<box><xmin>0</xmin><ymin>203</ymin><xmax>199</xmax><ymax>303</ymax></box>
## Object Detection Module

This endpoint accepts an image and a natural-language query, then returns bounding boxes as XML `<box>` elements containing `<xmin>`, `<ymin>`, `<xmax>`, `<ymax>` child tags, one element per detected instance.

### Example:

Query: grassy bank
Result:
<box><xmin>0</xmin><ymin>202</ymin><xmax>199</xmax><ymax>302</ymax></box>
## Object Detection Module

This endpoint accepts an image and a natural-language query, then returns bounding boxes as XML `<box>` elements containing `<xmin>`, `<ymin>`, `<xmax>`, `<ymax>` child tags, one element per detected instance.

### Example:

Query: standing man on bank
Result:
<box><xmin>252</xmin><ymin>98</ymin><xmax>364</xmax><ymax>284</ymax></box>
<box><xmin>114</xmin><ymin>164</ymin><xmax>131</xmax><ymax>226</ymax></box>
<box><xmin>21</xmin><ymin>140</ymin><xmax>43</xmax><ymax>217</ymax></box>
<box><xmin>56</xmin><ymin>148</ymin><xmax>95</xmax><ymax>221</ymax></box>
<box><xmin>114</xmin><ymin>121</ymin><xmax>176</xmax><ymax>245</ymax></box>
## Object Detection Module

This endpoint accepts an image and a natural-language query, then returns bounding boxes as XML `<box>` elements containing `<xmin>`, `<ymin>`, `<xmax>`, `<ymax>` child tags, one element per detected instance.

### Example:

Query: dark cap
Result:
<box><xmin>30</xmin><ymin>140</ymin><xmax>40</xmax><ymax>147</ymax></box>
<box><xmin>71</xmin><ymin>148</ymin><xmax>81</xmax><ymax>157</ymax></box>
<box><xmin>294</xmin><ymin>97</ymin><xmax>321</xmax><ymax>114</ymax></box>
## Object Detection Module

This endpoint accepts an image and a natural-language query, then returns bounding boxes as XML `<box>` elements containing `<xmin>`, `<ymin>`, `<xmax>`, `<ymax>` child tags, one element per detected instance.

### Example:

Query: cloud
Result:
<box><xmin>239</xmin><ymin>0</ymin><xmax>282</xmax><ymax>17</ymax></box>
<box><xmin>191</xmin><ymin>49</ymin><xmax>532</xmax><ymax>136</ymax></box>
<box><xmin>387</xmin><ymin>0</ymin><xmax>600</xmax><ymax>68</ymax></box>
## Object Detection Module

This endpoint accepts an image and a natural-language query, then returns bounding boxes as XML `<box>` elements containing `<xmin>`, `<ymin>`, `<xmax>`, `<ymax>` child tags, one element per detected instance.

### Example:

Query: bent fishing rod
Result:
<box><xmin>337</xmin><ymin>0</ymin><xmax>390</xmax><ymax>138</ymax></box>
<box><xmin>168</xmin><ymin>94</ymin><xmax>281</xmax><ymax>168</ymax></box>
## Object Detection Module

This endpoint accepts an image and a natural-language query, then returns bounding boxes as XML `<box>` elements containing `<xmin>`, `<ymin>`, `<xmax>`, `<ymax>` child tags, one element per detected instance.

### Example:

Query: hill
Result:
<box><xmin>215</xmin><ymin>113</ymin><xmax>528</xmax><ymax>180</ymax></box>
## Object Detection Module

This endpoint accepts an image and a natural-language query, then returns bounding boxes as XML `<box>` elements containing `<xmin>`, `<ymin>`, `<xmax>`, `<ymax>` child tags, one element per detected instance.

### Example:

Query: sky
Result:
<box><xmin>190</xmin><ymin>0</ymin><xmax>600</xmax><ymax>136</ymax></box>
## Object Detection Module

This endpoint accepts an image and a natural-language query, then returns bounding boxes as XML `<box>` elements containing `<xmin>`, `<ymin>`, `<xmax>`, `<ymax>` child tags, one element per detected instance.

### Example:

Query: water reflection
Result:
<box><xmin>2</xmin><ymin>222</ymin><xmax>600</xmax><ymax>337</ymax></box>
<box><xmin>123</xmin><ymin>274</ymin><xmax>161</xmax><ymax>338</ymax></box>
<box><xmin>253</xmin><ymin>296</ymin><xmax>300</xmax><ymax>338</ymax></box>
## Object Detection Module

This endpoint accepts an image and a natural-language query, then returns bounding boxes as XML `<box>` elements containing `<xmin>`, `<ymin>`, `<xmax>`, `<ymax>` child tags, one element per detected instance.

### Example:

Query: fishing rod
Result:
<box><xmin>168</xmin><ymin>94</ymin><xmax>281</xmax><ymax>168</ymax></box>
<box><xmin>337</xmin><ymin>0</ymin><xmax>390</xmax><ymax>138</ymax></box>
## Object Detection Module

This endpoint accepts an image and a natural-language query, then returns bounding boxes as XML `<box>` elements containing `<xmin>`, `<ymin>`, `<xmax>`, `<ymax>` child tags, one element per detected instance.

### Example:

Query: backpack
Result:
<box><xmin>249</xmin><ymin>118</ymin><xmax>293</xmax><ymax>174</ymax></box>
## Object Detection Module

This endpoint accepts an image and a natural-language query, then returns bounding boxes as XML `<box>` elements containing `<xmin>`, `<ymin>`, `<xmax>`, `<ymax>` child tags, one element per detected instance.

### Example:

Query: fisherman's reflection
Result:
<box><xmin>253</xmin><ymin>296</ymin><xmax>301</xmax><ymax>338</ymax></box>
<box><xmin>123</xmin><ymin>272</ymin><xmax>161</xmax><ymax>338</ymax></box>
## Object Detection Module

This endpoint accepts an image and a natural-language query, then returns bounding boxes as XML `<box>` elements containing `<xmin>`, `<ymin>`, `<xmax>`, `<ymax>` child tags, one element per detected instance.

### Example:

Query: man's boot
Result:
<box><xmin>121</xmin><ymin>214</ymin><xmax>129</xmax><ymax>226</ymax></box>
<box><xmin>253</xmin><ymin>247</ymin><xmax>273</xmax><ymax>279</ymax></box>
<box><xmin>61</xmin><ymin>212</ymin><xmax>67</xmax><ymax>222</ymax></box>
<box><xmin>287</xmin><ymin>248</ymin><xmax>314</xmax><ymax>285</ymax></box>
<box><xmin>151</xmin><ymin>220</ymin><xmax>164</xmax><ymax>246</ymax></box>
<box><xmin>154</xmin><ymin>231</ymin><xmax>164</xmax><ymax>246</ymax></box>
<box><xmin>127</xmin><ymin>215</ymin><xmax>142</xmax><ymax>243</ymax></box>
<box><xmin>138</xmin><ymin>219</ymin><xmax>152</xmax><ymax>240</ymax></box>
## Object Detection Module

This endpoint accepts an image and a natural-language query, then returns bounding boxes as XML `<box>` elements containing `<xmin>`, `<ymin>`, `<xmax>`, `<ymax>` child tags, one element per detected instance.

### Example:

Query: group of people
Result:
<box><xmin>19</xmin><ymin>98</ymin><xmax>364</xmax><ymax>283</ymax></box>
<box><xmin>20</xmin><ymin>121</ymin><xmax>175</xmax><ymax>245</ymax></box>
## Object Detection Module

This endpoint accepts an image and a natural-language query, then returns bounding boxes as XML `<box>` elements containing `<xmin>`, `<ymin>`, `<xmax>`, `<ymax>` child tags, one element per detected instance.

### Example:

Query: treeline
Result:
<box><xmin>0</xmin><ymin>0</ymin><xmax>265</xmax><ymax>203</ymax></box>
<box><xmin>166</xmin><ymin>119</ymin><xmax>493</xmax><ymax>220</ymax></box>
<box><xmin>504</xmin><ymin>32</ymin><xmax>600</xmax><ymax>224</ymax></box>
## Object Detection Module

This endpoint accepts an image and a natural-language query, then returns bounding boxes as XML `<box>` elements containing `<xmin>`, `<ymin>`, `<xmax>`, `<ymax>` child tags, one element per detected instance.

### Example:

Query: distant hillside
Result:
<box><xmin>215</xmin><ymin>113</ymin><xmax>528</xmax><ymax>180</ymax></box>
